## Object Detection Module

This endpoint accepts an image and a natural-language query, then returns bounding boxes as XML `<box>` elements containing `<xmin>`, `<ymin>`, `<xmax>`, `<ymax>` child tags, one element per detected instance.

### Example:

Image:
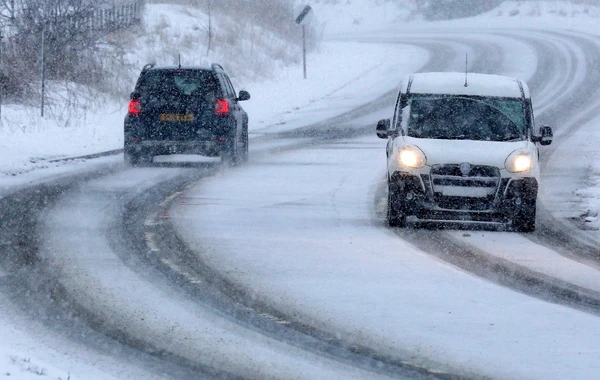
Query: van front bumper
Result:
<box><xmin>389</xmin><ymin>171</ymin><xmax>538</xmax><ymax>224</ymax></box>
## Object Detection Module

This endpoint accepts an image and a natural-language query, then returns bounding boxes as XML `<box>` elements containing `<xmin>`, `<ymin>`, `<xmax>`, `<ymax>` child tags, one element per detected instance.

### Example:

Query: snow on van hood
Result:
<box><xmin>402</xmin><ymin>136</ymin><xmax>533</xmax><ymax>169</ymax></box>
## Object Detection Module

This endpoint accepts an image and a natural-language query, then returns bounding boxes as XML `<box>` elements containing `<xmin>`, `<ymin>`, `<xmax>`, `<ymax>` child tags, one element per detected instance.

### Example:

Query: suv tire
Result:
<box><xmin>241</xmin><ymin>126</ymin><xmax>249</xmax><ymax>163</ymax></box>
<box><xmin>222</xmin><ymin>135</ymin><xmax>239</xmax><ymax>166</ymax></box>
<box><xmin>124</xmin><ymin>151</ymin><xmax>141</xmax><ymax>167</ymax></box>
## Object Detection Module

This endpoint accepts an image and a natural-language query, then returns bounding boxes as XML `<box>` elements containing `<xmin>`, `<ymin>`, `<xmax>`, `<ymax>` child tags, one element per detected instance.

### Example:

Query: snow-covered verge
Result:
<box><xmin>131</xmin><ymin>3</ymin><xmax>299</xmax><ymax>82</ymax></box>
<box><xmin>426</xmin><ymin>0</ymin><xmax>600</xmax><ymax>31</ymax></box>
<box><xmin>544</xmin><ymin>110</ymin><xmax>600</xmax><ymax>231</ymax></box>
<box><xmin>308</xmin><ymin>0</ymin><xmax>417</xmax><ymax>35</ymax></box>
<box><xmin>490</xmin><ymin>0</ymin><xmax>600</xmax><ymax>18</ymax></box>
<box><xmin>0</xmin><ymin>91</ymin><xmax>124</xmax><ymax>178</ymax></box>
<box><xmin>312</xmin><ymin>0</ymin><xmax>600</xmax><ymax>35</ymax></box>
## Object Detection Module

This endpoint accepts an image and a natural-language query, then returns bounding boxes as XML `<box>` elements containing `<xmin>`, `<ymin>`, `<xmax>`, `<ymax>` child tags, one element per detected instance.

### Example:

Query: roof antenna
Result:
<box><xmin>178</xmin><ymin>54</ymin><xmax>181</xmax><ymax>69</ymax></box>
<box><xmin>464</xmin><ymin>53</ymin><xmax>469</xmax><ymax>87</ymax></box>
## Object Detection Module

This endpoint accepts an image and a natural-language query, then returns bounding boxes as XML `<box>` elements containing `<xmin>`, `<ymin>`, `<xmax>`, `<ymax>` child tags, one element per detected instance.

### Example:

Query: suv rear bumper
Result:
<box><xmin>389</xmin><ymin>172</ymin><xmax>538</xmax><ymax>224</ymax></box>
<box><xmin>124</xmin><ymin>140</ymin><xmax>225</xmax><ymax>157</ymax></box>
<box><xmin>124</xmin><ymin>113</ymin><xmax>235</xmax><ymax>158</ymax></box>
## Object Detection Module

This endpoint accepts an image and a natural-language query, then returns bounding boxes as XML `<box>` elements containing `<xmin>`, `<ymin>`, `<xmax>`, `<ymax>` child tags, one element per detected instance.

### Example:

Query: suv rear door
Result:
<box><xmin>217</xmin><ymin>72</ymin><xmax>246</xmax><ymax>133</ymax></box>
<box><xmin>137</xmin><ymin>69</ymin><xmax>220</xmax><ymax>140</ymax></box>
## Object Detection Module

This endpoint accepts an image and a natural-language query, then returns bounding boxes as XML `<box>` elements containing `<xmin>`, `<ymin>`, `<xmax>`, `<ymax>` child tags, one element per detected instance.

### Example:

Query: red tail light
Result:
<box><xmin>128</xmin><ymin>99</ymin><xmax>141</xmax><ymax>115</ymax></box>
<box><xmin>215</xmin><ymin>98</ymin><xmax>229</xmax><ymax>115</ymax></box>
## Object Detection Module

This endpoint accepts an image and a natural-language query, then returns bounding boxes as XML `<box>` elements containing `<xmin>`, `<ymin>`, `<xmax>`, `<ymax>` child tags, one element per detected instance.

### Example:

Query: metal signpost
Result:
<box><xmin>295</xmin><ymin>5</ymin><xmax>313</xmax><ymax>79</ymax></box>
<box><xmin>41</xmin><ymin>25</ymin><xmax>45</xmax><ymax>117</ymax></box>
<box><xmin>0</xmin><ymin>29</ymin><xmax>3</xmax><ymax>119</ymax></box>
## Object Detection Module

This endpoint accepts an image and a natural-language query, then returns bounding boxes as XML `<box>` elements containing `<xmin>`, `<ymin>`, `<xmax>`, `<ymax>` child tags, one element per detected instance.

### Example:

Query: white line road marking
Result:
<box><xmin>145</xmin><ymin>232</ymin><xmax>160</xmax><ymax>252</ymax></box>
<box><xmin>160</xmin><ymin>258</ymin><xmax>182</xmax><ymax>272</ymax></box>
<box><xmin>259</xmin><ymin>312</ymin><xmax>291</xmax><ymax>325</ymax></box>
<box><xmin>160</xmin><ymin>191</ymin><xmax>183</xmax><ymax>208</ymax></box>
<box><xmin>144</xmin><ymin>211</ymin><xmax>159</xmax><ymax>227</ymax></box>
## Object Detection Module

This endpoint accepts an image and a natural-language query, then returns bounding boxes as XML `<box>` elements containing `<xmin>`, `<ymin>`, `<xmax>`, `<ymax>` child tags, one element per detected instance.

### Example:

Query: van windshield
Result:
<box><xmin>406</xmin><ymin>95</ymin><xmax>527</xmax><ymax>141</ymax></box>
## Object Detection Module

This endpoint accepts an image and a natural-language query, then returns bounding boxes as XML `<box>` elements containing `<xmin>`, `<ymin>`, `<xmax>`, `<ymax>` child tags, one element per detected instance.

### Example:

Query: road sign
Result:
<box><xmin>294</xmin><ymin>4</ymin><xmax>313</xmax><ymax>79</ymax></box>
<box><xmin>295</xmin><ymin>5</ymin><xmax>313</xmax><ymax>25</ymax></box>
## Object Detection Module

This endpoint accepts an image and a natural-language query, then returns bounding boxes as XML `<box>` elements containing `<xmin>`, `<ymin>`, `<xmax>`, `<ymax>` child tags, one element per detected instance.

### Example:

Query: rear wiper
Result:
<box><xmin>500</xmin><ymin>135</ymin><xmax>524</xmax><ymax>142</ymax></box>
<box><xmin>452</xmin><ymin>135</ymin><xmax>469</xmax><ymax>140</ymax></box>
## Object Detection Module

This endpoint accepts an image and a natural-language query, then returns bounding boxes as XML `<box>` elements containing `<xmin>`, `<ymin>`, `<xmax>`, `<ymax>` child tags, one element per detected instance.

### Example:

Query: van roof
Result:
<box><xmin>405</xmin><ymin>72</ymin><xmax>530</xmax><ymax>99</ymax></box>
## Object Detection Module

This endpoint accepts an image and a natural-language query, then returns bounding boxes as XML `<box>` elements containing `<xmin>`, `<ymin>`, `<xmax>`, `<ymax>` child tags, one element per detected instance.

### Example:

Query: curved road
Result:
<box><xmin>2</xmin><ymin>28</ymin><xmax>600</xmax><ymax>378</ymax></box>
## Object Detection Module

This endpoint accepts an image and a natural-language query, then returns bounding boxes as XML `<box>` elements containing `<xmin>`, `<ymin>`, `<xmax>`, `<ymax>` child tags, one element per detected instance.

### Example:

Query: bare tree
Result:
<box><xmin>0</xmin><ymin>0</ymin><xmax>16</xmax><ymax>25</ymax></box>
<box><xmin>1</xmin><ymin>0</ymin><xmax>144</xmax><ymax>100</ymax></box>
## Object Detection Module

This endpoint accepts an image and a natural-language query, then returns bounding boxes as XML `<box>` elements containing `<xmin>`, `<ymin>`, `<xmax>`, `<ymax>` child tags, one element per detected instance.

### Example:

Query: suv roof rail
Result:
<box><xmin>142</xmin><ymin>62</ymin><xmax>156</xmax><ymax>71</ymax></box>
<box><xmin>211</xmin><ymin>63</ymin><xmax>225</xmax><ymax>72</ymax></box>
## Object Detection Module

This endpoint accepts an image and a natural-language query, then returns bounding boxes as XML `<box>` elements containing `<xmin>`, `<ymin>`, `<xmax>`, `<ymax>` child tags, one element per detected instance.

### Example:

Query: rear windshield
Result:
<box><xmin>137</xmin><ymin>69</ymin><xmax>220</xmax><ymax>98</ymax></box>
<box><xmin>406</xmin><ymin>95</ymin><xmax>528</xmax><ymax>142</ymax></box>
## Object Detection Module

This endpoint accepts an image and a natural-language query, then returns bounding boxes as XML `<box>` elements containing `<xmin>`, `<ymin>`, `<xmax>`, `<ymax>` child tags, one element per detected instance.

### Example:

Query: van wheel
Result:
<box><xmin>387</xmin><ymin>182</ymin><xmax>406</xmax><ymax>227</ymax></box>
<box><xmin>513</xmin><ymin>201</ymin><xmax>536</xmax><ymax>233</ymax></box>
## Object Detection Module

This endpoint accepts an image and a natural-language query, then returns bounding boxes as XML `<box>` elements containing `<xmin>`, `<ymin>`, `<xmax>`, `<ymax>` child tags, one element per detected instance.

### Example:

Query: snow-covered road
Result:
<box><xmin>4</xmin><ymin>24</ymin><xmax>600</xmax><ymax>380</ymax></box>
<box><xmin>169</xmin><ymin>28</ymin><xmax>600</xmax><ymax>379</ymax></box>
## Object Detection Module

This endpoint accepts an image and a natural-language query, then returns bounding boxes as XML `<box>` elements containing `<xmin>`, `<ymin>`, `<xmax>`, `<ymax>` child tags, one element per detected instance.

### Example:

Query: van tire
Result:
<box><xmin>387</xmin><ymin>182</ymin><xmax>407</xmax><ymax>227</ymax></box>
<box><xmin>513</xmin><ymin>201</ymin><xmax>536</xmax><ymax>233</ymax></box>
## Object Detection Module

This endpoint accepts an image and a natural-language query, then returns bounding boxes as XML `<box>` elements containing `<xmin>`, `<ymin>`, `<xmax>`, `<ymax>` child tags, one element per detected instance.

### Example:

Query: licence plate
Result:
<box><xmin>441</xmin><ymin>186</ymin><xmax>491</xmax><ymax>197</ymax></box>
<box><xmin>160</xmin><ymin>113</ymin><xmax>194</xmax><ymax>122</ymax></box>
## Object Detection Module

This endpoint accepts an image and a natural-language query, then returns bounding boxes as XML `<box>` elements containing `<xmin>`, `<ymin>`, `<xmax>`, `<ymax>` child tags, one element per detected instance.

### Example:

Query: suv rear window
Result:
<box><xmin>137</xmin><ymin>69</ymin><xmax>220</xmax><ymax>98</ymax></box>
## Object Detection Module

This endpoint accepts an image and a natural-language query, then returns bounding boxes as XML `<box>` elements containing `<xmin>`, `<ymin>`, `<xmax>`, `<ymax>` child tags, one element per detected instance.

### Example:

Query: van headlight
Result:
<box><xmin>505</xmin><ymin>150</ymin><xmax>533</xmax><ymax>173</ymax></box>
<box><xmin>398</xmin><ymin>145</ymin><xmax>427</xmax><ymax>169</ymax></box>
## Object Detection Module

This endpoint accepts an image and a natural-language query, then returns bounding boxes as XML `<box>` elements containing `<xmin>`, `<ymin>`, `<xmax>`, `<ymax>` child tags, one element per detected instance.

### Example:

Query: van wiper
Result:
<box><xmin>424</xmin><ymin>134</ymin><xmax>470</xmax><ymax>140</ymax></box>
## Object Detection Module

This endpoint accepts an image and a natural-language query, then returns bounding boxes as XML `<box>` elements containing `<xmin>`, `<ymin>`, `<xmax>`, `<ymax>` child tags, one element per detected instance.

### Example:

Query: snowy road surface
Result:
<box><xmin>3</xmin><ymin>23</ymin><xmax>600</xmax><ymax>380</ymax></box>
<box><xmin>170</xmin><ymin>29</ymin><xmax>600</xmax><ymax>378</ymax></box>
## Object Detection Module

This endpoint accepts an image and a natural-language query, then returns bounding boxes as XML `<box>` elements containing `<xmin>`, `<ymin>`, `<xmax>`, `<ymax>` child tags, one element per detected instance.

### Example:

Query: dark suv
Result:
<box><xmin>124</xmin><ymin>63</ymin><xmax>250</xmax><ymax>165</ymax></box>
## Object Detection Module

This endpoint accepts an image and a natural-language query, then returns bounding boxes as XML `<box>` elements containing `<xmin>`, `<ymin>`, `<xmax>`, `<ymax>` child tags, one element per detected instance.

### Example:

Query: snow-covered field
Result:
<box><xmin>3</xmin><ymin>0</ymin><xmax>600</xmax><ymax>378</ymax></box>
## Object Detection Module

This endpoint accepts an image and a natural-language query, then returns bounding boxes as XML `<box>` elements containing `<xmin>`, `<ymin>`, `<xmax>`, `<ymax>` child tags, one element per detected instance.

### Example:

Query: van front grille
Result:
<box><xmin>429</xmin><ymin>164</ymin><xmax>501</xmax><ymax>210</ymax></box>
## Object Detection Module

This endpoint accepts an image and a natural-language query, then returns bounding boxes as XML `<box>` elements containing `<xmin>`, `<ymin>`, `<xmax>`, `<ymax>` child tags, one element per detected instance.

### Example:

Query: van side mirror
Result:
<box><xmin>533</xmin><ymin>125</ymin><xmax>553</xmax><ymax>146</ymax></box>
<box><xmin>130</xmin><ymin>91</ymin><xmax>140</xmax><ymax>99</ymax></box>
<box><xmin>376</xmin><ymin>119</ymin><xmax>391</xmax><ymax>139</ymax></box>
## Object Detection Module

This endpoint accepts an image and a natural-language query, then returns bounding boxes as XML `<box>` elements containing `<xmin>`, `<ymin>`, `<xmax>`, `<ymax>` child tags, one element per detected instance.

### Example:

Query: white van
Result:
<box><xmin>376</xmin><ymin>72</ymin><xmax>553</xmax><ymax>232</ymax></box>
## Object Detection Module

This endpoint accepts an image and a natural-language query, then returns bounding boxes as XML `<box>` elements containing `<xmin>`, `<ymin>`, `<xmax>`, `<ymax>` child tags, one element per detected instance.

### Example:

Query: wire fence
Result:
<box><xmin>1</xmin><ymin>0</ymin><xmax>145</xmax><ymax>35</ymax></box>
<box><xmin>0</xmin><ymin>0</ymin><xmax>147</xmax><ymax>102</ymax></box>
<box><xmin>88</xmin><ymin>0</ymin><xmax>145</xmax><ymax>33</ymax></box>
